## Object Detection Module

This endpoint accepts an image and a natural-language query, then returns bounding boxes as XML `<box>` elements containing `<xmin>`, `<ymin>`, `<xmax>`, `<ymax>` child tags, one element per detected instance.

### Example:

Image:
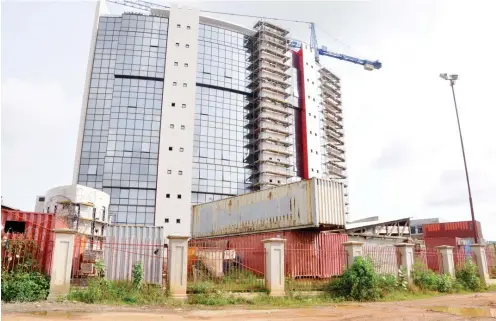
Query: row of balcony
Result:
<box><xmin>319</xmin><ymin>67</ymin><xmax>340</xmax><ymax>84</ymax></box>
<box><xmin>254</xmin><ymin>21</ymin><xmax>290</xmax><ymax>37</ymax></box>
<box><xmin>247</xmin><ymin>98</ymin><xmax>292</xmax><ymax>118</ymax></box>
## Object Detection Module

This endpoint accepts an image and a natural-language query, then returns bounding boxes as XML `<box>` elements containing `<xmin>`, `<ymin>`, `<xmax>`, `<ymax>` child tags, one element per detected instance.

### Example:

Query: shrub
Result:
<box><xmin>412</xmin><ymin>261</ymin><xmax>439</xmax><ymax>291</ymax></box>
<box><xmin>132</xmin><ymin>262</ymin><xmax>144</xmax><ymax>290</ymax></box>
<box><xmin>1</xmin><ymin>270</ymin><xmax>50</xmax><ymax>302</ymax></box>
<box><xmin>435</xmin><ymin>274</ymin><xmax>454</xmax><ymax>293</ymax></box>
<box><xmin>328</xmin><ymin>257</ymin><xmax>381</xmax><ymax>301</ymax></box>
<box><xmin>456</xmin><ymin>259</ymin><xmax>482</xmax><ymax>291</ymax></box>
<box><xmin>377</xmin><ymin>274</ymin><xmax>398</xmax><ymax>295</ymax></box>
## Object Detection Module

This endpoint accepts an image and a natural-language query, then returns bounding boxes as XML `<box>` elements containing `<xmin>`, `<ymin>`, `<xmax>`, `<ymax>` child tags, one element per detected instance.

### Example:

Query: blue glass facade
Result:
<box><xmin>77</xmin><ymin>14</ymin><xmax>256</xmax><ymax>222</ymax></box>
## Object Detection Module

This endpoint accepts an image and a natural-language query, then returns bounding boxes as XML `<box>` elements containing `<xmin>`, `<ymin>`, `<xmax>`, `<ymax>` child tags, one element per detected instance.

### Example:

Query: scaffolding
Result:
<box><xmin>319</xmin><ymin>67</ymin><xmax>346</xmax><ymax>181</ymax></box>
<box><xmin>247</xmin><ymin>21</ymin><xmax>294</xmax><ymax>190</ymax></box>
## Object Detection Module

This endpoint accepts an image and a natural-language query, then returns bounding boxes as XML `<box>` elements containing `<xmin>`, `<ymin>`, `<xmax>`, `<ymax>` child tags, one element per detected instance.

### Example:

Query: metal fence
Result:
<box><xmin>454</xmin><ymin>247</ymin><xmax>476</xmax><ymax>270</ymax></box>
<box><xmin>188</xmin><ymin>239</ymin><xmax>265</xmax><ymax>293</ymax></box>
<box><xmin>285</xmin><ymin>247</ymin><xmax>346</xmax><ymax>291</ymax></box>
<box><xmin>363</xmin><ymin>244</ymin><xmax>399</xmax><ymax>275</ymax></box>
<box><xmin>486</xmin><ymin>244</ymin><xmax>496</xmax><ymax>278</ymax></box>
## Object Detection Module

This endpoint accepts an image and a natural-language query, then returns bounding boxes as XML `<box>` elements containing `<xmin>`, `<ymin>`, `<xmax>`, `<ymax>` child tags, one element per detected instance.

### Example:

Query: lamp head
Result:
<box><xmin>451</xmin><ymin>74</ymin><xmax>459</xmax><ymax>80</ymax></box>
<box><xmin>439</xmin><ymin>73</ymin><xmax>448</xmax><ymax>80</ymax></box>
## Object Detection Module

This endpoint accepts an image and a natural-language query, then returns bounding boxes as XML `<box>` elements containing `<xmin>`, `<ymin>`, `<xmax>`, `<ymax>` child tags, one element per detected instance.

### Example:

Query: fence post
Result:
<box><xmin>342</xmin><ymin>241</ymin><xmax>364</xmax><ymax>268</ymax></box>
<box><xmin>167</xmin><ymin>235</ymin><xmax>189</xmax><ymax>299</ymax></box>
<box><xmin>394</xmin><ymin>243</ymin><xmax>415</xmax><ymax>283</ymax></box>
<box><xmin>470</xmin><ymin>244</ymin><xmax>490</xmax><ymax>285</ymax></box>
<box><xmin>436</xmin><ymin>245</ymin><xmax>455</xmax><ymax>277</ymax></box>
<box><xmin>47</xmin><ymin>228</ymin><xmax>76</xmax><ymax>300</ymax></box>
<box><xmin>263</xmin><ymin>238</ymin><xmax>286</xmax><ymax>296</ymax></box>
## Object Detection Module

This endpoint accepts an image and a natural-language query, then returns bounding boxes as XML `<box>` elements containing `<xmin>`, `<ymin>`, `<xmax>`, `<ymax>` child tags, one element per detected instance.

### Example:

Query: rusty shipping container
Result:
<box><xmin>192</xmin><ymin>178</ymin><xmax>345</xmax><ymax>238</ymax></box>
<box><xmin>190</xmin><ymin>230</ymin><xmax>348</xmax><ymax>278</ymax></box>
<box><xmin>423</xmin><ymin>221</ymin><xmax>483</xmax><ymax>240</ymax></box>
<box><xmin>104</xmin><ymin>225</ymin><xmax>165</xmax><ymax>285</ymax></box>
<box><xmin>1</xmin><ymin>209</ymin><xmax>56</xmax><ymax>274</ymax></box>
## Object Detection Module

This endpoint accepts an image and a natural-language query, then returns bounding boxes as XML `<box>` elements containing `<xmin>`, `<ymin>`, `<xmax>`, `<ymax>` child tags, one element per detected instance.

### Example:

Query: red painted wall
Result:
<box><xmin>296</xmin><ymin>49</ymin><xmax>309</xmax><ymax>179</ymax></box>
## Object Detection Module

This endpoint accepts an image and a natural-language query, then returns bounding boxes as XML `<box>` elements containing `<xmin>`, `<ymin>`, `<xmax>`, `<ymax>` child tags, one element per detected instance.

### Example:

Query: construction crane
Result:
<box><xmin>106</xmin><ymin>0</ymin><xmax>382</xmax><ymax>71</ymax></box>
<box><xmin>288</xmin><ymin>23</ymin><xmax>381</xmax><ymax>71</ymax></box>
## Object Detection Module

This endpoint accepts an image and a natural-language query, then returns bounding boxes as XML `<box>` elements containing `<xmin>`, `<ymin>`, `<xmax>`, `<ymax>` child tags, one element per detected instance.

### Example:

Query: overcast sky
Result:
<box><xmin>1</xmin><ymin>0</ymin><xmax>495</xmax><ymax>240</ymax></box>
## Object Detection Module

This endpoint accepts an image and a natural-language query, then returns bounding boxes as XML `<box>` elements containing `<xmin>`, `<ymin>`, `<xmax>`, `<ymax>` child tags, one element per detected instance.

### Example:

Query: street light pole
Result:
<box><xmin>439</xmin><ymin>73</ymin><xmax>478</xmax><ymax>244</ymax></box>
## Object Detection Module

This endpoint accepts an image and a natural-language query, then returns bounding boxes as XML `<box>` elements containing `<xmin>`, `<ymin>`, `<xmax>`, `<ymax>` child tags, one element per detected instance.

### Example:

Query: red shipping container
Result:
<box><xmin>423</xmin><ymin>221</ymin><xmax>483</xmax><ymax>240</ymax></box>
<box><xmin>1</xmin><ymin>209</ymin><xmax>58</xmax><ymax>274</ymax></box>
<box><xmin>190</xmin><ymin>230</ymin><xmax>348</xmax><ymax>278</ymax></box>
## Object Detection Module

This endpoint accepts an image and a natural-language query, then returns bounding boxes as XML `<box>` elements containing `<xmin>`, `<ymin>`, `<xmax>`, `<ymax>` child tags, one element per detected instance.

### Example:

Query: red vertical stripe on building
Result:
<box><xmin>296</xmin><ymin>49</ymin><xmax>309</xmax><ymax>179</ymax></box>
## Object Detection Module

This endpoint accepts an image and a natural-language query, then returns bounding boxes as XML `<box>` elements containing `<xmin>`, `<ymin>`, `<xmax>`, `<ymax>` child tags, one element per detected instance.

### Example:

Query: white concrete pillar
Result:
<box><xmin>47</xmin><ymin>229</ymin><xmax>76</xmax><ymax>300</ymax></box>
<box><xmin>395</xmin><ymin>243</ymin><xmax>415</xmax><ymax>283</ymax></box>
<box><xmin>436</xmin><ymin>245</ymin><xmax>455</xmax><ymax>277</ymax></box>
<box><xmin>167</xmin><ymin>236</ymin><xmax>189</xmax><ymax>299</ymax></box>
<box><xmin>263</xmin><ymin>238</ymin><xmax>286</xmax><ymax>297</ymax></box>
<box><xmin>342</xmin><ymin>241</ymin><xmax>364</xmax><ymax>268</ymax></box>
<box><xmin>470</xmin><ymin>244</ymin><xmax>490</xmax><ymax>285</ymax></box>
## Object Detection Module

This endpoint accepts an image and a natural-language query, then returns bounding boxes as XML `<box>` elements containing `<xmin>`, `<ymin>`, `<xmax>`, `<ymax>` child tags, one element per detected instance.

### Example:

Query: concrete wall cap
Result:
<box><xmin>262</xmin><ymin>238</ymin><xmax>287</xmax><ymax>243</ymax></box>
<box><xmin>394</xmin><ymin>243</ymin><xmax>415</xmax><ymax>248</ymax></box>
<box><xmin>53</xmin><ymin>228</ymin><xmax>77</xmax><ymax>234</ymax></box>
<box><xmin>470</xmin><ymin>244</ymin><xmax>485</xmax><ymax>248</ymax></box>
<box><xmin>342</xmin><ymin>241</ymin><xmax>365</xmax><ymax>246</ymax></box>
<box><xmin>436</xmin><ymin>245</ymin><xmax>455</xmax><ymax>249</ymax></box>
<box><xmin>167</xmin><ymin>235</ymin><xmax>190</xmax><ymax>240</ymax></box>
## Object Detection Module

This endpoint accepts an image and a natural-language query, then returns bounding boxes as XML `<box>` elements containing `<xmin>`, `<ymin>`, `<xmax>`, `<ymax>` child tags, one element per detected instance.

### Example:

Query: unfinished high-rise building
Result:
<box><xmin>73</xmin><ymin>2</ymin><xmax>348</xmax><ymax>236</ymax></box>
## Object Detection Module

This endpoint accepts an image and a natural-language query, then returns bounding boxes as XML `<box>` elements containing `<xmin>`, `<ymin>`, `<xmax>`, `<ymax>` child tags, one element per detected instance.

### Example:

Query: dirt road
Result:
<box><xmin>2</xmin><ymin>293</ymin><xmax>496</xmax><ymax>320</ymax></box>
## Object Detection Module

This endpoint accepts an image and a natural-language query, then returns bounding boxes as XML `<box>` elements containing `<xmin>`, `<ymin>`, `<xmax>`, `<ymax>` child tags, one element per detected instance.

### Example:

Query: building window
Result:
<box><xmin>166</xmin><ymin>194</ymin><xmax>170</xmax><ymax>198</ymax></box>
<box><xmin>178</xmin><ymin>170</ymin><xmax>183</xmax><ymax>175</ymax></box>
<box><xmin>183</xmin><ymin>83</ymin><xmax>187</xmax><ymax>87</ymax></box>
<box><xmin>175</xmin><ymin>42</ymin><xmax>179</xmax><ymax>47</ymax></box>
<box><xmin>170</xmin><ymin>124</ymin><xmax>174</xmax><ymax>129</ymax></box>
<box><xmin>176</xmin><ymin>218</ymin><xmax>181</xmax><ymax>223</ymax></box>
<box><xmin>184</xmin><ymin>63</ymin><xmax>189</xmax><ymax>67</ymax></box>
<box><xmin>177</xmin><ymin>194</ymin><xmax>182</xmax><ymax>199</ymax></box>
<box><xmin>181</xmin><ymin>104</ymin><xmax>186</xmax><ymax>108</ymax></box>
<box><xmin>179</xmin><ymin>147</ymin><xmax>184</xmax><ymax>152</ymax></box>
<box><xmin>171</xmin><ymin>102</ymin><xmax>176</xmax><ymax>107</ymax></box>
<box><xmin>173</xmin><ymin>82</ymin><xmax>177</xmax><ymax>86</ymax></box>
<box><xmin>169</xmin><ymin>146</ymin><xmax>173</xmax><ymax>151</ymax></box>
<box><xmin>167</xmin><ymin>170</ymin><xmax>172</xmax><ymax>174</ymax></box>
<box><xmin>186</xmin><ymin>25</ymin><xmax>191</xmax><ymax>30</ymax></box>
<box><xmin>177</xmin><ymin>24</ymin><xmax>181</xmax><ymax>28</ymax></box>
<box><xmin>174</xmin><ymin>62</ymin><xmax>178</xmax><ymax>66</ymax></box>
<box><xmin>185</xmin><ymin>44</ymin><xmax>190</xmax><ymax>48</ymax></box>
<box><xmin>165</xmin><ymin>218</ymin><xmax>169</xmax><ymax>223</ymax></box>
<box><xmin>418</xmin><ymin>226</ymin><xmax>423</xmax><ymax>234</ymax></box>
<box><xmin>181</xmin><ymin>125</ymin><xmax>185</xmax><ymax>130</ymax></box>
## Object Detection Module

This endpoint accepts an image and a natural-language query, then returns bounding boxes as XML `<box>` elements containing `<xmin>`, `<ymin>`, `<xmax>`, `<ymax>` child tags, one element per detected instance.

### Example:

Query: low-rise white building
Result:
<box><xmin>38</xmin><ymin>184</ymin><xmax>111</xmax><ymax>239</ymax></box>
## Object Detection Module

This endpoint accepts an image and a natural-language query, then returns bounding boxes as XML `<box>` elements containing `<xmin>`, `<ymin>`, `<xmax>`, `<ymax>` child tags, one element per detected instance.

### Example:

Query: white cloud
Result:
<box><xmin>1</xmin><ymin>78</ymin><xmax>79</xmax><ymax>210</ymax></box>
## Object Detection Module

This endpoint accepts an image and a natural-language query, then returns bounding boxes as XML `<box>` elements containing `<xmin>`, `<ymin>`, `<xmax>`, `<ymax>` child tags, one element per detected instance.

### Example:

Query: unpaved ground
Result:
<box><xmin>2</xmin><ymin>293</ymin><xmax>496</xmax><ymax>320</ymax></box>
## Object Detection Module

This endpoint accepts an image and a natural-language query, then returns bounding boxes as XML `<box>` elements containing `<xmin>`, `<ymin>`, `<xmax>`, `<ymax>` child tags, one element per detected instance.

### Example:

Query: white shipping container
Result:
<box><xmin>192</xmin><ymin>178</ymin><xmax>345</xmax><ymax>238</ymax></box>
<box><xmin>104</xmin><ymin>225</ymin><xmax>165</xmax><ymax>285</ymax></box>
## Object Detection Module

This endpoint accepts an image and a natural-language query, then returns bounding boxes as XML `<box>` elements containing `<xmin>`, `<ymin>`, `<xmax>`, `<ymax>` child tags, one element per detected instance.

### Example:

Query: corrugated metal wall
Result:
<box><xmin>190</xmin><ymin>230</ymin><xmax>347</xmax><ymax>278</ymax></box>
<box><xmin>313</xmin><ymin>179</ymin><xmax>346</xmax><ymax>228</ymax></box>
<box><xmin>104</xmin><ymin>225</ymin><xmax>165</xmax><ymax>285</ymax></box>
<box><xmin>192</xmin><ymin>178</ymin><xmax>345</xmax><ymax>238</ymax></box>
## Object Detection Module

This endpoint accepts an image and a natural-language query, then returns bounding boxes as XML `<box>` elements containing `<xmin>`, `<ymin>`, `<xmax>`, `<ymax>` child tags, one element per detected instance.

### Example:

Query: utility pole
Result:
<box><xmin>439</xmin><ymin>73</ymin><xmax>478</xmax><ymax>244</ymax></box>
